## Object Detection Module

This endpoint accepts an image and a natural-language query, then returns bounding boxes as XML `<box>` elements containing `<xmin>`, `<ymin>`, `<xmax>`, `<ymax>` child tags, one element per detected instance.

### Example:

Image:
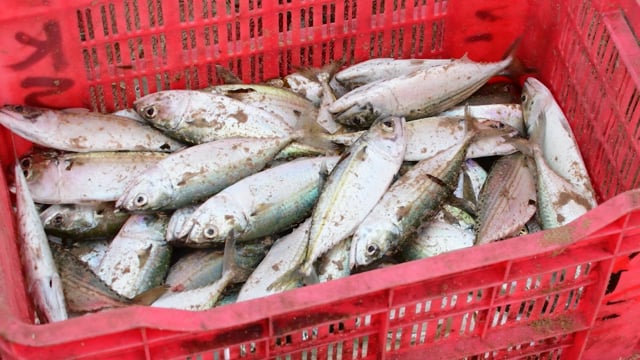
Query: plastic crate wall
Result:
<box><xmin>0</xmin><ymin>0</ymin><xmax>638</xmax><ymax>359</ymax></box>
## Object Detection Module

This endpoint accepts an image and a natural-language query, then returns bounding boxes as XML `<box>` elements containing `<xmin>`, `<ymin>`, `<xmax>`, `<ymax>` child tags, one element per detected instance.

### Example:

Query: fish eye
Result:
<box><xmin>141</xmin><ymin>105</ymin><xmax>158</xmax><ymax>120</ymax></box>
<box><xmin>134</xmin><ymin>194</ymin><xmax>148</xmax><ymax>207</ymax></box>
<box><xmin>203</xmin><ymin>226</ymin><xmax>218</xmax><ymax>239</ymax></box>
<box><xmin>381</xmin><ymin>119</ymin><xmax>394</xmax><ymax>131</ymax></box>
<box><xmin>20</xmin><ymin>157</ymin><xmax>31</xmax><ymax>170</ymax></box>
<box><xmin>366</xmin><ymin>244</ymin><xmax>379</xmax><ymax>257</ymax></box>
<box><xmin>520</xmin><ymin>94</ymin><xmax>527</xmax><ymax>103</ymax></box>
<box><xmin>53</xmin><ymin>214</ymin><xmax>65</xmax><ymax>226</ymax></box>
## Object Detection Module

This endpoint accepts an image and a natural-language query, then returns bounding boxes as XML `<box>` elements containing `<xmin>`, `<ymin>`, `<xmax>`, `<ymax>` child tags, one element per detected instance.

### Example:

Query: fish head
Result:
<box><xmin>332</xmin><ymin>102</ymin><xmax>379</xmax><ymax>129</ymax></box>
<box><xmin>182</xmin><ymin>199</ymin><xmax>247</xmax><ymax>246</ymax></box>
<box><xmin>40</xmin><ymin>205</ymin><xmax>93</xmax><ymax>232</ymax></box>
<box><xmin>367</xmin><ymin>116</ymin><xmax>407</xmax><ymax>157</ymax></box>
<box><xmin>350</xmin><ymin>223</ymin><xmax>399</xmax><ymax>267</ymax></box>
<box><xmin>134</xmin><ymin>91</ymin><xmax>190</xmax><ymax>130</ymax></box>
<box><xmin>17</xmin><ymin>151</ymin><xmax>60</xmax><ymax>201</ymax></box>
<box><xmin>0</xmin><ymin>104</ymin><xmax>47</xmax><ymax>122</ymax></box>
<box><xmin>521</xmin><ymin>78</ymin><xmax>551</xmax><ymax>133</ymax></box>
<box><xmin>116</xmin><ymin>176</ymin><xmax>173</xmax><ymax>212</ymax></box>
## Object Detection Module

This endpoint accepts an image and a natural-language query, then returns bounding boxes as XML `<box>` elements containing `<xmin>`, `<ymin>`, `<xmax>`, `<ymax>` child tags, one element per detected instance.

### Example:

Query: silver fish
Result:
<box><xmin>116</xmin><ymin>136</ymin><xmax>292</xmax><ymax>211</ymax></box>
<box><xmin>475</xmin><ymin>153</ymin><xmax>537</xmax><ymax>245</ymax></box>
<box><xmin>0</xmin><ymin>105</ymin><xmax>184</xmax><ymax>152</ymax></box>
<box><xmin>237</xmin><ymin>218</ymin><xmax>311</xmax><ymax>302</ymax></box>
<box><xmin>438</xmin><ymin>104</ymin><xmax>524</xmax><ymax>135</ymax></box>
<box><xmin>329</xmin><ymin>54</ymin><xmax>514</xmax><ymax>128</ymax></box>
<box><xmin>300</xmin><ymin>116</ymin><xmax>407</xmax><ymax>278</ymax></box>
<box><xmin>96</xmin><ymin>214</ymin><xmax>171</xmax><ymax>299</ymax></box>
<box><xmin>350</xmin><ymin>119</ymin><xmax>476</xmax><ymax>267</ymax></box>
<box><xmin>181</xmin><ymin>156</ymin><xmax>339</xmax><ymax>247</ymax></box>
<box><xmin>334</xmin><ymin>58</ymin><xmax>453</xmax><ymax>89</ymax></box>
<box><xmin>14</xmin><ymin>163</ymin><xmax>67</xmax><ymax>323</ymax></box>
<box><xmin>40</xmin><ymin>203</ymin><xmax>129</xmax><ymax>240</ymax></box>
<box><xmin>400</xmin><ymin>205</ymin><xmax>475</xmax><ymax>261</ymax></box>
<box><xmin>284</xmin><ymin>72</ymin><xmax>324</xmax><ymax>106</ymax></box>
<box><xmin>134</xmin><ymin>90</ymin><xmax>293</xmax><ymax>144</ymax></box>
<box><xmin>21</xmin><ymin>151</ymin><xmax>168</xmax><ymax>204</ymax></box>
<box><xmin>522</xmin><ymin>77</ymin><xmax>597</xmax><ymax>227</ymax></box>
<box><xmin>205</xmin><ymin>84</ymin><xmax>318</xmax><ymax>129</ymax></box>
<box><xmin>321</xmin><ymin>116</ymin><xmax>519</xmax><ymax>161</ymax></box>
<box><xmin>151</xmin><ymin>239</ymin><xmax>245</xmax><ymax>311</ymax></box>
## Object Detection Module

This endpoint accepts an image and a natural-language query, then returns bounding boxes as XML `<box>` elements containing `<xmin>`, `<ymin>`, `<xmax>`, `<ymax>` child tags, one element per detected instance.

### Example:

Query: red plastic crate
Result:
<box><xmin>0</xmin><ymin>0</ymin><xmax>639</xmax><ymax>358</ymax></box>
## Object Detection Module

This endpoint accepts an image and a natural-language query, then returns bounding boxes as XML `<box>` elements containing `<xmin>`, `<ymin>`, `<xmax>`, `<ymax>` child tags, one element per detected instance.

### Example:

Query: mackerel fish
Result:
<box><xmin>300</xmin><ymin>116</ymin><xmax>407</xmax><ymax>278</ymax></box>
<box><xmin>237</xmin><ymin>218</ymin><xmax>311</xmax><ymax>302</ymax></box>
<box><xmin>96</xmin><ymin>214</ymin><xmax>171</xmax><ymax>299</ymax></box>
<box><xmin>40</xmin><ymin>203</ymin><xmax>129</xmax><ymax>240</ymax></box>
<box><xmin>0</xmin><ymin>105</ymin><xmax>184</xmax><ymax>152</ymax></box>
<box><xmin>134</xmin><ymin>90</ymin><xmax>293</xmax><ymax>144</ymax></box>
<box><xmin>21</xmin><ymin>151</ymin><xmax>168</xmax><ymax>204</ymax></box>
<box><xmin>334</xmin><ymin>58</ymin><xmax>453</xmax><ymax>89</ymax></box>
<box><xmin>205</xmin><ymin>84</ymin><xmax>318</xmax><ymax>129</ymax></box>
<box><xmin>521</xmin><ymin>77</ymin><xmax>597</xmax><ymax>228</ymax></box>
<box><xmin>14</xmin><ymin>162</ymin><xmax>67</xmax><ymax>323</ymax></box>
<box><xmin>475</xmin><ymin>153</ymin><xmax>537</xmax><ymax>245</ymax></box>
<box><xmin>181</xmin><ymin>156</ymin><xmax>339</xmax><ymax>247</ymax></box>
<box><xmin>350</xmin><ymin>119</ymin><xmax>477</xmax><ymax>267</ymax></box>
<box><xmin>329</xmin><ymin>53</ymin><xmax>514</xmax><ymax>128</ymax></box>
<box><xmin>116</xmin><ymin>136</ymin><xmax>291</xmax><ymax>211</ymax></box>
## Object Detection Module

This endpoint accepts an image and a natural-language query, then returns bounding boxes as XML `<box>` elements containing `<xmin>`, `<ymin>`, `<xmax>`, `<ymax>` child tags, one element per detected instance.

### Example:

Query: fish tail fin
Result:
<box><xmin>215</xmin><ymin>65</ymin><xmax>243</xmax><ymax>84</ymax></box>
<box><xmin>291</xmin><ymin>109</ymin><xmax>339</xmax><ymax>153</ymax></box>
<box><xmin>131</xmin><ymin>285</ymin><xmax>169</xmax><ymax>305</ymax></box>
<box><xmin>500</xmin><ymin>37</ymin><xmax>538</xmax><ymax>85</ymax></box>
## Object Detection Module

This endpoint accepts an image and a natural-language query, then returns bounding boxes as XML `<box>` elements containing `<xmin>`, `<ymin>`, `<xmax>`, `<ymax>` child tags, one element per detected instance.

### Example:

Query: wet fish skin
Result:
<box><xmin>335</xmin><ymin>58</ymin><xmax>453</xmax><ymax>89</ymax></box>
<box><xmin>66</xmin><ymin>240</ymin><xmax>110</xmax><ymax>273</ymax></box>
<box><xmin>400</xmin><ymin>205</ymin><xmax>475</xmax><ymax>262</ymax></box>
<box><xmin>521</xmin><ymin>77</ymin><xmax>597</xmax><ymax>227</ymax></box>
<box><xmin>14</xmin><ymin>163</ymin><xmax>68</xmax><ymax>323</ymax></box>
<box><xmin>330</xmin><ymin>55</ymin><xmax>514</xmax><ymax>128</ymax></box>
<box><xmin>50</xmin><ymin>242</ymin><xmax>131</xmax><ymax>313</ymax></box>
<box><xmin>205</xmin><ymin>84</ymin><xmax>317</xmax><ymax>129</ymax></box>
<box><xmin>300</xmin><ymin>116</ymin><xmax>407</xmax><ymax>277</ymax></box>
<box><xmin>96</xmin><ymin>214</ymin><xmax>171</xmax><ymax>299</ymax></box>
<box><xmin>438</xmin><ymin>104</ymin><xmax>524</xmax><ymax>135</ymax></box>
<box><xmin>133</xmin><ymin>90</ymin><xmax>293</xmax><ymax>144</ymax></box>
<box><xmin>0</xmin><ymin>105</ymin><xmax>184</xmax><ymax>152</ymax></box>
<box><xmin>317</xmin><ymin>236</ymin><xmax>351</xmax><ymax>283</ymax></box>
<box><xmin>237</xmin><ymin>219</ymin><xmax>311</xmax><ymax>302</ymax></box>
<box><xmin>475</xmin><ymin>153</ymin><xmax>537</xmax><ymax>245</ymax></box>
<box><xmin>350</xmin><ymin>120</ymin><xmax>476</xmax><ymax>267</ymax></box>
<box><xmin>22</xmin><ymin>151</ymin><xmax>168</xmax><ymax>204</ymax></box>
<box><xmin>40</xmin><ymin>203</ymin><xmax>129</xmax><ymax>240</ymax></box>
<box><xmin>152</xmin><ymin>238</ymin><xmax>244</xmax><ymax>311</ymax></box>
<box><xmin>116</xmin><ymin>136</ymin><xmax>291</xmax><ymax>212</ymax></box>
<box><xmin>182</xmin><ymin>156</ymin><xmax>339</xmax><ymax>247</ymax></box>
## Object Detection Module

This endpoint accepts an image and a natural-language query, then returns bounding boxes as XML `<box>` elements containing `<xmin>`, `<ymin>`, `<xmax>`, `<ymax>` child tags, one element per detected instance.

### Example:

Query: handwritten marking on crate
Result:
<box><xmin>8</xmin><ymin>20</ymin><xmax>75</xmax><ymax>108</ymax></box>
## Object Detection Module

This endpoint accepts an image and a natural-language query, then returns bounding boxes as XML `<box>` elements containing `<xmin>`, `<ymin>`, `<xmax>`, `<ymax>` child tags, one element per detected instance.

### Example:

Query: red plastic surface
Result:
<box><xmin>0</xmin><ymin>0</ymin><xmax>639</xmax><ymax>359</ymax></box>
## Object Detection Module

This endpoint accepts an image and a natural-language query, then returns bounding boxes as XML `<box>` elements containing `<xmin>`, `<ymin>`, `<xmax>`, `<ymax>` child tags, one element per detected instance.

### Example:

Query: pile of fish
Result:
<box><xmin>0</xmin><ymin>48</ymin><xmax>598</xmax><ymax>323</ymax></box>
